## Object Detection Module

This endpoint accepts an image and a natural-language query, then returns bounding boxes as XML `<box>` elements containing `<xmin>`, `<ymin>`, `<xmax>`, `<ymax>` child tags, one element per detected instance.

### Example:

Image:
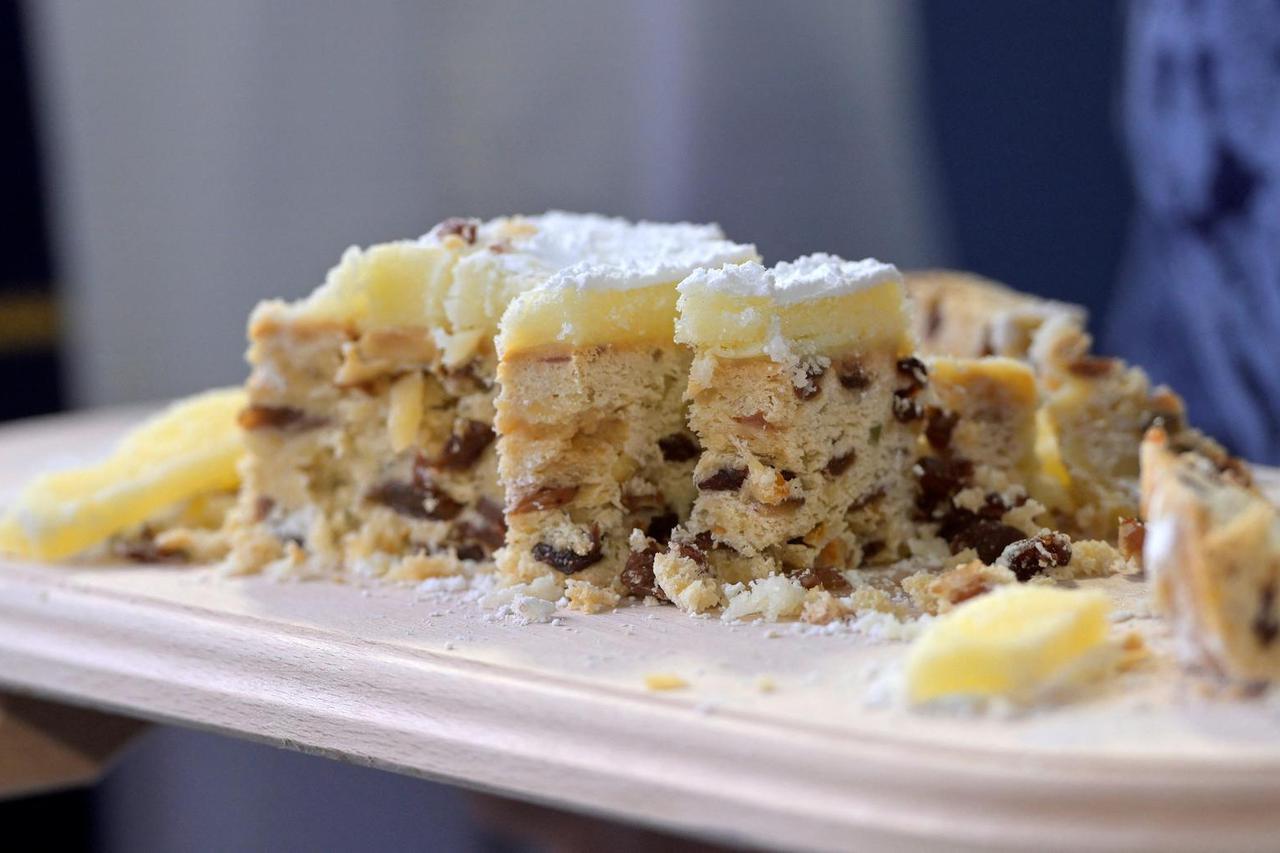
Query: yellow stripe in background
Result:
<box><xmin>0</xmin><ymin>291</ymin><xmax>59</xmax><ymax>353</ymax></box>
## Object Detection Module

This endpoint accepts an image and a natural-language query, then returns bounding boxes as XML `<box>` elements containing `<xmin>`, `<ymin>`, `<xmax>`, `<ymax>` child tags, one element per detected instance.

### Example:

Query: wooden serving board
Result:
<box><xmin>2</xmin><ymin>408</ymin><xmax>1280</xmax><ymax>851</ymax></box>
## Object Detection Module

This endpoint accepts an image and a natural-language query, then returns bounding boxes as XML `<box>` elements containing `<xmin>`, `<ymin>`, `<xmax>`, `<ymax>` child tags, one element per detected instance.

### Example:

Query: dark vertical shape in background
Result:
<box><xmin>0</xmin><ymin>2</ymin><xmax>83</xmax><ymax>848</ymax></box>
<box><xmin>0</xmin><ymin>0</ymin><xmax>63</xmax><ymax>420</ymax></box>
<box><xmin>919</xmin><ymin>0</ymin><xmax>1129</xmax><ymax>326</ymax></box>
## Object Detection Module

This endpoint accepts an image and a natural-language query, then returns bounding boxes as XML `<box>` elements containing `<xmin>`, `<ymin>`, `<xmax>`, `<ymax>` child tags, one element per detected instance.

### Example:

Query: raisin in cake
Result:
<box><xmin>645</xmin><ymin>256</ymin><xmax>922</xmax><ymax>613</ymax></box>
<box><xmin>912</xmin><ymin>356</ymin><xmax>1050</xmax><ymax>563</ymax></box>
<box><xmin>228</xmin><ymin>212</ymin><xmax>752</xmax><ymax>580</ymax></box>
<box><xmin>492</xmin><ymin>246</ymin><xmax>756</xmax><ymax>610</ymax></box>
<box><xmin>1139</xmin><ymin>426</ymin><xmax>1278</xmax><ymax>683</ymax></box>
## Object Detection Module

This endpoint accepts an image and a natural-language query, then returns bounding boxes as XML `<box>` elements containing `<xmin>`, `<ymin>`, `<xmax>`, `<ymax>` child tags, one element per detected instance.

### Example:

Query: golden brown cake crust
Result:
<box><xmin>905</xmin><ymin>269</ymin><xmax>1086</xmax><ymax>360</ymax></box>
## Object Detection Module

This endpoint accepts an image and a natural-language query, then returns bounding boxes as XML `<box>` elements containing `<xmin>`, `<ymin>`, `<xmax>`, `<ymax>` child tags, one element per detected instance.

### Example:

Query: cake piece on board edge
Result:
<box><xmin>1139</xmin><ymin>425</ymin><xmax>1278</xmax><ymax>684</ymax></box>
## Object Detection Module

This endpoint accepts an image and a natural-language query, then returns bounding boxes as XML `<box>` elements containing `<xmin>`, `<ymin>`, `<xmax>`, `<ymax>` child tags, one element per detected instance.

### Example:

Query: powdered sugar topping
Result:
<box><xmin>678</xmin><ymin>254</ymin><xmax>900</xmax><ymax>306</ymax></box>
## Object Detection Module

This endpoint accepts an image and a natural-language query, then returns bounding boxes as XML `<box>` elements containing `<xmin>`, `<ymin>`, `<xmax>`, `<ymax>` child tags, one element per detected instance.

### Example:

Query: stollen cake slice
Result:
<box><xmin>228</xmin><ymin>212</ymin><xmax>754</xmax><ymax>581</ymax></box>
<box><xmin>646</xmin><ymin>255</ymin><xmax>923</xmax><ymax>614</ymax></box>
<box><xmin>492</xmin><ymin>245</ymin><xmax>758</xmax><ymax>610</ymax></box>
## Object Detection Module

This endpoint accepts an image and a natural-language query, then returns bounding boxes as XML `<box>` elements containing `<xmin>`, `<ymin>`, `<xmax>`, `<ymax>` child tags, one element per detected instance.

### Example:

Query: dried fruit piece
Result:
<box><xmin>892</xmin><ymin>392</ymin><xmax>923</xmax><ymax>423</ymax></box>
<box><xmin>645</xmin><ymin>512</ymin><xmax>679</xmax><ymax>543</ymax></box>
<box><xmin>1254</xmin><ymin>584</ymin><xmax>1279</xmax><ymax>648</ymax></box>
<box><xmin>508</xmin><ymin>484</ymin><xmax>579</xmax><ymax>515</ymax></box>
<box><xmin>896</xmin><ymin>356</ymin><xmax>929</xmax><ymax>391</ymax></box>
<box><xmin>794</xmin><ymin>563</ymin><xmax>851</xmax><ymax>594</ymax></box>
<box><xmin>949</xmin><ymin>519</ymin><xmax>1025</xmax><ymax>564</ymax></box>
<box><xmin>999</xmin><ymin>532</ymin><xmax>1073</xmax><ymax>582</ymax></box>
<box><xmin>915</xmin><ymin>455</ymin><xmax>974</xmax><ymax>516</ymax></box>
<box><xmin>621</xmin><ymin>543</ymin><xmax>666</xmax><ymax>599</ymax></box>
<box><xmin>1117</xmin><ymin>517</ymin><xmax>1145</xmax><ymax>562</ymax></box>
<box><xmin>657</xmin><ymin>433</ymin><xmax>700</xmax><ymax>462</ymax></box>
<box><xmin>366</xmin><ymin>479</ymin><xmax>462</xmax><ymax>521</ymax></box>
<box><xmin>238</xmin><ymin>405</ymin><xmax>326</xmax><ymax>432</ymax></box>
<box><xmin>837</xmin><ymin>358</ymin><xmax>871</xmax><ymax>391</ymax></box>
<box><xmin>426</xmin><ymin>420</ymin><xmax>494</xmax><ymax>471</ymax></box>
<box><xmin>696</xmin><ymin>467</ymin><xmax>748</xmax><ymax>491</ymax></box>
<box><xmin>433</xmin><ymin>217</ymin><xmax>477</xmax><ymax>244</ymax></box>
<box><xmin>531</xmin><ymin>528</ymin><xmax>603</xmax><ymax>574</ymax></box>
<box><xmin>924</xmin><ymin>407</ymin><xmax>959</xmax><ymax>451</ymax></box>
<box><xmin>824</xmin><ymin>450</ymin><xmax>856</xmax><ymax>477</ymax></box>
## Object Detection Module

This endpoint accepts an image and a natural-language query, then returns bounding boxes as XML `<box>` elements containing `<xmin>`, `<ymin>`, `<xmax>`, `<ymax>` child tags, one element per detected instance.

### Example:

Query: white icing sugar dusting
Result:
<box><xmin>542</xmin><ymin>240</ymin><xmax>757</xmax><ymax>293</ymax></box>
<box><xmin>478</xmin><ymin>211</ymin><xmax>756</xmax><ymax>284</ymax></box>
<box><xmin>678</xmin><ymin>254</ymin><xmax>900</xmax><ymax>305</ymax></box>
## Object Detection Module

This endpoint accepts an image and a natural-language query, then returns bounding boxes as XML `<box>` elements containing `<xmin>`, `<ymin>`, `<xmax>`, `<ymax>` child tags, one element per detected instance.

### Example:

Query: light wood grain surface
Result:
<box><xmin>2</xmin><ymin>408</ymin><xmax>1280</xmax><ymax>852</ymax></box>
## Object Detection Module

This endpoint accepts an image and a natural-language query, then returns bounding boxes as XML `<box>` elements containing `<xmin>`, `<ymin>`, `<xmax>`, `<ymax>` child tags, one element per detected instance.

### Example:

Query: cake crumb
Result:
<box><xmin>565</xmin><ymin>579</ymin><xmax>621</xmax><ymax>613</ymax></box>
<box><xmin>644</xmin><ymin>673</ymin><xmax>690</xmax><ymax>691</ymax></box>
<box><xmin>903</xmin><ymin>560</ymin><xmax>1015</xmax><ymax>615</ymax></box>
<box><xmin>721</xmin><ymin>574</ymin><xmax>807</xmax><ymax>622</ymax></box>
<box><xmin>755</xmin><ymin>676</ymin><xmax>777</xmax><ymax>693</ymax></box>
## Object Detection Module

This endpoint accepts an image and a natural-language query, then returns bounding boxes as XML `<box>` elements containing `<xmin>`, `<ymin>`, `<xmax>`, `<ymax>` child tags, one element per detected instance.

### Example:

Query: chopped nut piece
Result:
<box><xmin>1067</xmin><ymin>355</ymin><xmax>1118</xmax><ymax>377</ymax></box>
<box><xmin>387</xmin><ymin>372</ymin><xmax>425</xmax><ymax>453</ymax></box>
<box><xmin>903</xmin><ymin>560</ymin><xmax>1016</xmax><ymax>615</ymax></box>
<box><xmin>1117</xmin><ymin>517</ymin><xmax>1145</xmax><ymax>563</ymax></box>
<box><xmin>508</xmin><ymin>484</ymin><xmax>580</xmax><ymax>515</ymax></box>
<box><xmin>565</xmin><ymin>579</ymin><xmax>621</xmax><ymax>613</ymax></box>
<box><xmin>801</xmin><ymin>589</ymin><xmax>849</xmax><ymax>624</ymax></box>
<box><xmin>433</xmin><ymin>216</ymin><xmax>477</xmax><ymax>244</ymax></box>
<box><xmin>733</xmin><ymin>412</ymin><xmax>771</xmax><ymax>429</ymax></box>
<box><xmin>794</xmin><ymin>360</ymin><xmax>826</xmax><ymax>400</ymax></box>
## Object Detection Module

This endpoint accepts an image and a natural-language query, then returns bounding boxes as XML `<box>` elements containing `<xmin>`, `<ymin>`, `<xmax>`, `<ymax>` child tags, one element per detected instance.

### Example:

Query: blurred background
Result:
<box><xmin>3</xmin><ymin>0</ymin><xmax>1271</xmax><ymax>850</ymax></box>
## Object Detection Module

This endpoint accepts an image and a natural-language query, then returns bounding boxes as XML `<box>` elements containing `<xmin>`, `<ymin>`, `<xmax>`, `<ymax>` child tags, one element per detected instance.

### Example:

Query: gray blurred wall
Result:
<box><xmin>23</xmin><ymin>1</ymin><xmax>946</xmax><ymax>850</ymax></box>
<box><xmin>27</xmin><ymin>0</ymin><xmax>948</xmax><ymax>408</ymax></box>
